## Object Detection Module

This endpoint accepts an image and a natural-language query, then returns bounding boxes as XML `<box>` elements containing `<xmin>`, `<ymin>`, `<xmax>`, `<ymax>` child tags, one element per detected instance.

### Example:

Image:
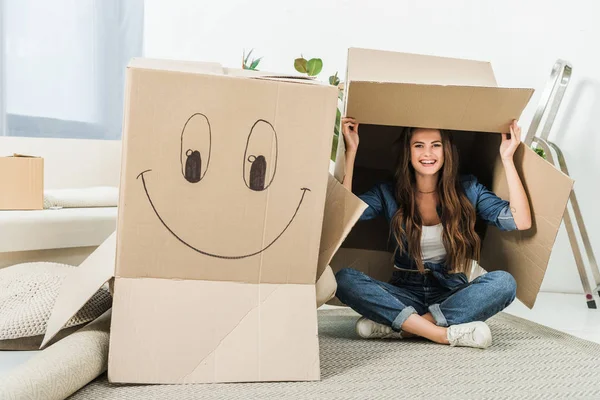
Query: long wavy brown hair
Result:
<box><xmin>390</xmin><ymin>127</ymin><xmax>480</xmax><ymax>274</ymax></box>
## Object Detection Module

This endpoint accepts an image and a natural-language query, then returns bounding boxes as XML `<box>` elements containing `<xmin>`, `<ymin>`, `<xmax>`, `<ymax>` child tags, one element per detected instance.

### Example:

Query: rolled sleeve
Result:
<box><xmin>463</xmin><ymin>175</ymin><xmax>518</xmax><ymax>232</ymax></box>
<box><xmin>496</xmin><ymin>204</ymin><xmax>518</xmax><ymax>231</ymax></box>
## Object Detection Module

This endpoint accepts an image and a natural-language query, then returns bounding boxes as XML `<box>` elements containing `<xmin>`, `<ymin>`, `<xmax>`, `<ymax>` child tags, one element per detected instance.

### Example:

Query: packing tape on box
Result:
<box><xmin>0</xmin><ymin>310</ymin><xmax>111</xmax><ymax>400</ymax></box>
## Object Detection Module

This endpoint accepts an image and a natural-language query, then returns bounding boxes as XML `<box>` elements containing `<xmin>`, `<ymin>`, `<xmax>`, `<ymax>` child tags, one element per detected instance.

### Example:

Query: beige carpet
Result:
<box><xmin>69</xmin><ymin>309</ymin><xmax>600</xmax><ymax>400</ymax></box>
<box><xmin>0</xmin><ymin>310</ymin><xmax>110</xmax><ymax>400</ymax></box>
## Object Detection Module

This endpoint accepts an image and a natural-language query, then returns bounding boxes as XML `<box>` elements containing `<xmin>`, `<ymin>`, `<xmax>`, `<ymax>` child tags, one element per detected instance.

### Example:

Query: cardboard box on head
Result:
<box><xmin>42</xmin><ymin>58</ymin><xmax>366</xmax><ymax>384</ymax></box>
<box><xmin>330</xmin><ymin>48</ymin><xmax>574</xmax><ymax>310</ymax></box>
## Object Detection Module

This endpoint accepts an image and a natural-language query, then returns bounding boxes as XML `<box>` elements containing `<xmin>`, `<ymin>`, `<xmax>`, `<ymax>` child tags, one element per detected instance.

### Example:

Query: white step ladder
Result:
<box><xmin>524</xmin><ymin>60</ymin><xmax>600</xmax><ymax>309</ymax></box>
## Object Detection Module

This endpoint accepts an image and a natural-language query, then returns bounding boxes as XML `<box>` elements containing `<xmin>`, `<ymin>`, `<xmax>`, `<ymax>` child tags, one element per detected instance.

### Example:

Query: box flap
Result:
<box><xmin>346</xmin><ymin>82</ymin><xmax>534</xmax><ymax>134</ymax></box>
<box><xmin>41</xmin><ymin>232</ymin><xmax>117</xmax><ymax>348</ymax></box>
<box><xmin>127</xmin><ymin>59</ymin><xmax>320</xmax><ymax>85</ymax></box>
<box><xmin>250</xmin><ymin>76</ymin><xmax>324</xmax><ymax>85</ymax></box>
<box><xmin>347</xmin><ymin>48</ymin><xmax>498</xmax><ymax>87</ymax></box>
<box><xmin>224</xmin><ymin>68</ymin><xmax>322</xmax><ymax>85</ymax></box>
<box><xmin>128</xmin><ymin>58</ymin><xmax>224</xmax><ymax>75</ymax></box>
<box><xmin>480</xmin><ymin>143</ymin><xmax>574</xmax><ymax>308</ymax></box>
<box><xmin>316</xmin><ymin>174</ymin><xmax>368</xmax><ymax>280</ymax></box>
<box><xmin>108</xmin><ymin>278</ymin><xmax>319</xmax><ymax>383</ymax></box>
<box><xmin>336</xmin><ymin>48</ymin><xmax>536</xmax><ymax>183</ymax></box>
<box><xmin>224</xmin><ymin>67</ymin><xmax>315</xmax><ymax>79</ymax></box>
<box><xmin>333</xmin><ymin>128</ymin><xmax>347</xmax><ymax>183</ymax></box>
<box><xmin>11</xmin><ymin>153</ymin><xmax>41</xmax><ymax>158</ymax></box>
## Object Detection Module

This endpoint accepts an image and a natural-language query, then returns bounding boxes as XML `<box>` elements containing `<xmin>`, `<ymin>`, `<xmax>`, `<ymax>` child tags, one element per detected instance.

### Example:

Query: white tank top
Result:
<box><xmin>421</xmin><ymin>223</ymin><xmax>446</xmax><ymax>263</ymax></box>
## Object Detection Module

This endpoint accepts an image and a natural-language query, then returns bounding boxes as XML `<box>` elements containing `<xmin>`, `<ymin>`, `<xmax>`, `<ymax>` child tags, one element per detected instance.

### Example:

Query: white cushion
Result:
<box><xmin>43</xmin><ymin>187</ymin><xmax>119</xmax><ymax>209</ymax></box>
<box><xmin>0</xmin><ymin>207</ymin><xmax>117</xmax><ymax>252</ymax></box>
<box><xmin>0</xmin><ymin>262</ymin><xmax>111</xmax><ymax>344</ymax></box>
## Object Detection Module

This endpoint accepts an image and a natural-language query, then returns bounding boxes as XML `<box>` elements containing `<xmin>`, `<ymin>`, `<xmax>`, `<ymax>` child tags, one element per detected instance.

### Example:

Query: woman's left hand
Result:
<box><xmin>499</xmin><ymin>120</ymin><xmax>522</xmax><ymax>161</ymax></box>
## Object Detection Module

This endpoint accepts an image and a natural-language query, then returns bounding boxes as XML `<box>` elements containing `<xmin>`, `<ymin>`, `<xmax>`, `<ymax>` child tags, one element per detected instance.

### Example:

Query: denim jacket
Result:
<box><xmin>358</xmin><ymin>174</ymin><xmax>517</xmax><ymax>288</ymax></box>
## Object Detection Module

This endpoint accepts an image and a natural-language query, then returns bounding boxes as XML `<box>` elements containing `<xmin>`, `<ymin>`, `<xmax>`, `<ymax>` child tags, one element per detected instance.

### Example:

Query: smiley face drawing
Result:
<box><xmin>135</xmin><ymin>113</ymin><xmax>312</xmax><ymax>260</ymax></box>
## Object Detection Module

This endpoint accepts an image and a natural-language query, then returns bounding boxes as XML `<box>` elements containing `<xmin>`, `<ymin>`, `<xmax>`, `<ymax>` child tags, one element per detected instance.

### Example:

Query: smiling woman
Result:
<box><xmin>410</xmin><ymin>129</ymin><xmax>444</xmax><ymax>177</ymax></box>
<box><xmin>391</xmin><ymin>127</ymin><xmax>479</xmax><ymax>274</ymax></box>
<box><xmin>336</xmin><ymin>117</ymin><xmax>531</xmax><ymax>350</ymax></box>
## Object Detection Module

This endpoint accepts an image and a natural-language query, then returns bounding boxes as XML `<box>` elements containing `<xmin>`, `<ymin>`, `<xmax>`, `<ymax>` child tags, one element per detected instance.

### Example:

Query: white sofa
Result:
<box><xmin>0</xmin><ymin>136</ymin><xmax>121</xmax><ymax>268</ymax></box>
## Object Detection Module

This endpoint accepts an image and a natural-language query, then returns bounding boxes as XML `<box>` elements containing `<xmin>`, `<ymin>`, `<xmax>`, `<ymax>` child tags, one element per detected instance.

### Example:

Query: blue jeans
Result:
<box><xmin>335</xmin><ymin>266</ymin><xmax>517</xmax><ymax>332</ymax></box>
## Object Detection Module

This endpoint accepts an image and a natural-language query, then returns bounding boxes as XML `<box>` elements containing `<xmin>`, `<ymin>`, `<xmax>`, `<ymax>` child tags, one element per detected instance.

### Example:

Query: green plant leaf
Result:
<box><xmin>307</xmin><ymin>58</ymin><xmax>323</xmax><ymax>76</ymax></box>
<box><xmin>294</xmin><ymin>58</ymin><xmax>308</xmax><ymax>73</ymax></box>
<box><xmin>244</xmin><ymin>49</ymin><xmax>253</xmax><ymax>65</ymax></box>
<box><xmin>329</xmin><ymin>72</ymin><xmax>340</xmax><ymax>86</ymax></box>
<box><xmin>533</xmin><ymin>147</ymin><xmax>547</xmax><ymax>159</ymax></box>
<box><xmin>331</xmin><ymin>107</ymin><xmax>341</xmax><ymax>161</ymax></box>
<box><xmin>250</xmin><ymin>57</ymin><xmax>262</xmax><ymax>70</ymax></box>
<box><xmin>331</xmin><ymin>133</ymin><xmax>338</xmax><ymax>161</ymax></box>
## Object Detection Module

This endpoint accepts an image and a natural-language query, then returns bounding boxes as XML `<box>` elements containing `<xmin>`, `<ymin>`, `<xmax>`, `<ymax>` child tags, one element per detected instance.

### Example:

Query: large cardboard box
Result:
<box><xmin>42</xmin><ymin>58</ymin><xmax>366</xmax><ymax>384</ymax></box>
<box><xmin>0</xmin><ymin>154</ymin><xmax>44</xmax><ymax>210</ymax></box>
<box><xmin>331</xmin><ymin>48</ymin><xmax>574</xmax><ymax>309</ymax></box>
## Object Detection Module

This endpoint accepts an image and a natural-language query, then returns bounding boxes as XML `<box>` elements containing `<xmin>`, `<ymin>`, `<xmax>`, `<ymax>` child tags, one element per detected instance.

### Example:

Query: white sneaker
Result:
<box><xmin>355</xmin><ymin>317</ymin><xmax>403</xmax><ymax>339</ymax></box>
<box><xmin>446</xmin><ymin>321</ymin><xmax>492</xmax><ymax>349</ymax></box>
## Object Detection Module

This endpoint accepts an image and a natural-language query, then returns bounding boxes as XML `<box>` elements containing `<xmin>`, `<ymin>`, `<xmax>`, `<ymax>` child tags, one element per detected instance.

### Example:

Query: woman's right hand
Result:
<box><xmin>341</xmin><ymin>117</ymin><xmax>360</xmax><ymax>153</ymax></box>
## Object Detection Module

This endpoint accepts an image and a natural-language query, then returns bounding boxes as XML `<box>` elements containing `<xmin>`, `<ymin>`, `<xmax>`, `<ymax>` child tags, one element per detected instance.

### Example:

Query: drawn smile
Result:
<box><xmin>137</xmin><ymin>169</ymin><xmax>310</xmax><ymax>259</ymax></box>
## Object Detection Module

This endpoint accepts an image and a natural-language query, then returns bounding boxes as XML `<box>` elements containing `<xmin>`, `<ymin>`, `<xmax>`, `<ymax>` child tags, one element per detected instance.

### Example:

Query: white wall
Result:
<box><xmin>144</xmin><ymin>0</ymin><xmax>600</xmax><ymax>295</ymax></box>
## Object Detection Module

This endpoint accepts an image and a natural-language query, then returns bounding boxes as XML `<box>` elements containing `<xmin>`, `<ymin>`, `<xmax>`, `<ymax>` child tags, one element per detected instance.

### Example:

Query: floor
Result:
<box><xmin>503</xmin><ymin>291</ymin><xmax>600</xmax><ymax>344</ymax></box>
<box><xmin>1</xmin><ymin>292</ymin><xmax>599</xmax><ymax>379</ymax></box>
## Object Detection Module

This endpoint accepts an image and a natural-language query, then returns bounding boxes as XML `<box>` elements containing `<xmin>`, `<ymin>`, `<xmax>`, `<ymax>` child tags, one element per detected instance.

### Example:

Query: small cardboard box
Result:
<box><xmin>331</xmin><ymin>48</ymin><xmax>574</xmax><ymax>309</ymax></box>
<box><xmin>42</xmin><ymin>58</ymin><xmax>366</xmax><ymax>384</ymax></box>
<box><xmin>0</xmin><ymin>154</ymin><xmax>44</xmax><ymax>210</ymax></box>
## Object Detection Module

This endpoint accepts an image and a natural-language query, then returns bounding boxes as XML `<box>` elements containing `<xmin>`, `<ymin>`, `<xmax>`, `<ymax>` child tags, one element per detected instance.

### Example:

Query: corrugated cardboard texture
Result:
<box><xmin>128</xmin><ymin>57</ymin><xmax>224</xmax><ymax>75</ymax></box>
<box><xmin>316</xmin><ymin>174</ymin><xmax>367</xmax><ymax>280</ymax></box>
<box><xmin>335</xmin><ymin>49</ymin><xmax>533</xmax><ymax>183</ymax></box>
<box><xmin>108</xmin><ymin>278</ymin><xmax>319</xmax><ymax>384</ymax></box>
<box><xmin>334</xmin><ymin>48</ymin><xmax>573</xmax><ymax>309</ymax></box>
<box><xmin>346</xmin><ymin>48</ymin><xmax>498</xmax><ymax>86</ymax></box>
<box><xmin>39</xmin><ymin>59</ymin><xmax>363</xmax><ymax>385</ymax></box>
<box><xmin>344</xmin><ymin>48</ymin><xmax>534</xmax><ymax>135</ymax></box>
<box><xmin>329</xmin><ymin>248</ymin><xmax>395</xmax><ymax>306</ymax></box>
<box><xmin>336</xmin><ymin>123</ymin><xmax>573</xmax><ymax>308</ymax></box>
<box><xmin>127</xmin><ymin>58</ymin><xmax>318</xmax><ymax>83</ymax></box>
<box><xmin>346</xmin><ymin>83</ymin><xmax>534</xmax><ymax>134</ymax></box>
<box><xmin>0</xmin><ymin>156</ymin><xmax>44</xmax><ymax>210</ymax></box>
<box><xmin>41</xmin><ymin>232</ymin><xmax>116</xmax><ymax>348</ymax></box>
<box><xmin>480</xmin><ymin>142</ymin><xmax>574</xmax><ymax>308</ymax></box>
<box><xmin>117</xmin><ymin>65</ymin><xmax>337</xmax><ymax>284</ymax></box>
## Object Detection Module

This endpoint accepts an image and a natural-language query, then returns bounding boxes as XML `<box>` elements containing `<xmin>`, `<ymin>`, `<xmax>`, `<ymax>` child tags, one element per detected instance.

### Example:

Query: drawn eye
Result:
<box><xmin>243</xmin><ymin>119</ymin><xmax>278</xmax><ymax>191</ymax></box>
<box><xmin>180</xmin><ymin>113</ymin><xmax>211</xmax><ymax>183</ymax></box>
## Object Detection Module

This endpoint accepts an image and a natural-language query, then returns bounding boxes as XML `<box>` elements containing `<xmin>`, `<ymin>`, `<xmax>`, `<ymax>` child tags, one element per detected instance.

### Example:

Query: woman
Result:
<box><xmin>336</xmin><ymin>117</ymin><xmax>531</xmax><ymax>349</ymax></box>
